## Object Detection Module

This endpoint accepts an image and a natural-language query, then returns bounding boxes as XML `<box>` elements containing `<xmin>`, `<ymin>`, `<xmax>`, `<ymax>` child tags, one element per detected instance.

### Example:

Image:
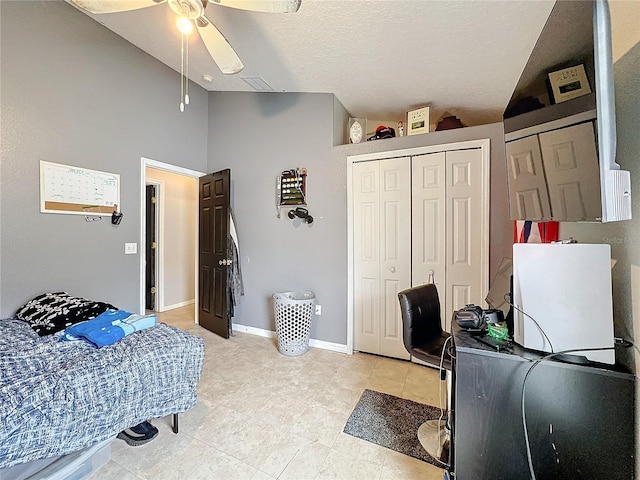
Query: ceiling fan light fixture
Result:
<box><xmin>170</xmin><ymin>0</ymin><xmax>204</xmax><ymax>112</ymax></box>
<box><xmin>176</xmin><ymin>16</ymin><xmax>193</xmax><ymax>34</ymax></box>
<box><xmin>70</xmin><ymin>0</ymin><xmax>301</xmax><ymax>111</ymax></box>
<box><xmin>168</xmin><ymin>0</ymin><xmax>204</xmax><ymax>19</ymax></box>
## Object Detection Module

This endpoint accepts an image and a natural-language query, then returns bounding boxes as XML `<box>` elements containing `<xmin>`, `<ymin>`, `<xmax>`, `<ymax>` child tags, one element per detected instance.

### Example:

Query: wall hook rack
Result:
<box><xmin>276</xmin><ymin>167</ymin><xmax>308</xmax><ymax>218</ymax></box>
<box><xmin>287</xmin><ymin>206</ymin><xmax>313</xmax><ymax>224</ymax></box>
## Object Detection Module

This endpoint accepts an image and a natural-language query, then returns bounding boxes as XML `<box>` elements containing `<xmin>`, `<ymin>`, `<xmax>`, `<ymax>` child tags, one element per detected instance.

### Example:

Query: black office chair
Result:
<box><xmin>398</xmin><ymin>283</ymin><xmax>452</xmax><ymax>463</ymax></box>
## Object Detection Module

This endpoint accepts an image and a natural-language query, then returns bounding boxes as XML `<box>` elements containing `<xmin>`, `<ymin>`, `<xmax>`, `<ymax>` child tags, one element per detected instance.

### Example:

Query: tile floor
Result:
<box><xmin>91</xmin><ymin>305</ymin><xmax>447</xmax><ymax>480</ymax></box>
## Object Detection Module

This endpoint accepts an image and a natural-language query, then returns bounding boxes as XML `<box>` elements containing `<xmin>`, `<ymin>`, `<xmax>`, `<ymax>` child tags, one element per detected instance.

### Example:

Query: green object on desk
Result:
<box><xmin>487</xmin><ymin>322</ymin><xmax>509</xmax><ymax>340</ymax></box>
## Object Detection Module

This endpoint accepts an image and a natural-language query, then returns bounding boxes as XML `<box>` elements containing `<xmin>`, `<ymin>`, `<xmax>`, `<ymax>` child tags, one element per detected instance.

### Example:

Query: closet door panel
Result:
<box><xmin>379</xmin><ymin>158</ymin><xmax>411</xmax><ymax>359</ymax></box>
<box><xmin>353</xmin><ymin>162</ymin><xmax>381</xmax><ymax>353</ymax></box>
<box><xmin>382</xmin><ymin>278</ymin><xmax>403</xmax><ymax>341</ymax></box>
<box><xmin>445</xmin><ymin>149</ymin><xmax>484</xmax><ymax>332</ymax></box>
<box><xmin>353</xmin><ymin>157</ymin><xmax>410</xmax><ymax>359</ymax></box>
<box><xmin>412</xmin><ymin>153</ymin><xmax>446</xmax><ymax>295</ymax></box>
<box><xmin>358</xmin><ymin>277</ymin><xmax>378</xmax><ymax>336</ymax></box>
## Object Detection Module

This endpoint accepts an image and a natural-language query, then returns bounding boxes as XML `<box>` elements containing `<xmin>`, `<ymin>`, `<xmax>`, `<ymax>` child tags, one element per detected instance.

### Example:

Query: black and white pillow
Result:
<box><xmin>16</xmin><ymin>292</ymin><xmax>116</xmax><ymax>336</ymax></box>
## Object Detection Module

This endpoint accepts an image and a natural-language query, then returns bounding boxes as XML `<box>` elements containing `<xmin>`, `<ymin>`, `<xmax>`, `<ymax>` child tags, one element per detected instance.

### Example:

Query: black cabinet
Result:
<box><xmin>451</xmin><ymin>329</ymin><xmax>635</xmax><ymax>479</ymax></box>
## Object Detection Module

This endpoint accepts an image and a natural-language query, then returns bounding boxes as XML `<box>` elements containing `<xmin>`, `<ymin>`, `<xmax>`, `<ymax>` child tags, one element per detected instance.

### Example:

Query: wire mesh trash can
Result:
<box><xmin>273</xmin><ymin>291</ymin><xmax>316</xmax><ymax>356</ymax></box>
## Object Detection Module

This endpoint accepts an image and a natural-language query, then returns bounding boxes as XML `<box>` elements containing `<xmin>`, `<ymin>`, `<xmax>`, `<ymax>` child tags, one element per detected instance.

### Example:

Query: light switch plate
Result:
<box><xmin>124</xmin><ymin>243</ymin><xmax>137</xmax><ymax>254</ymax></box>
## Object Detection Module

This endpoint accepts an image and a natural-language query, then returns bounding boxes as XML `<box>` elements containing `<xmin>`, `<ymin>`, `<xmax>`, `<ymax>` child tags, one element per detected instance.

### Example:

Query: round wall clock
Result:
<box><xmin>348</xmin><ymin>117</ymin><xmax>366</xmax><ymax>144</ymax></box>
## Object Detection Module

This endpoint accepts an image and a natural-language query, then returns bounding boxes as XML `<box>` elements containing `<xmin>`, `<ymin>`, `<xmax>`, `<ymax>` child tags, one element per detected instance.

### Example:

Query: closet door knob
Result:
<box><xmin>390</xmin><ymin>267</ymin><xmax>396</xmax><ymax>273</ymax></box>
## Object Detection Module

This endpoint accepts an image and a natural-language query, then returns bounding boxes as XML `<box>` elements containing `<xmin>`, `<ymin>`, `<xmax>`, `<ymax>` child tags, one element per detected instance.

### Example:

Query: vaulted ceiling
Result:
<box><xmin>67</xmin><ymin>0</ymin><xmax>557</xmax><ymax>127</ymax></box>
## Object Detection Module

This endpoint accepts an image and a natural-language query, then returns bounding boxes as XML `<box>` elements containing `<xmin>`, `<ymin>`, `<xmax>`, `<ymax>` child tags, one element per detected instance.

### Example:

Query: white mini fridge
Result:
<box><xmin>512</xmin><ymin>243</ymin><xmax>615</xmax><ymax>364</ymax></box>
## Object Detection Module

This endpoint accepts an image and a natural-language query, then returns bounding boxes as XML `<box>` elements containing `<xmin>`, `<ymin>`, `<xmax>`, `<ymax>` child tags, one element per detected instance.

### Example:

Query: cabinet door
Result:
<box><xmin>506</xmin><ymin>136</ymin><xmax>552</xmax><ymax>221</ymax></box>
<box><xmin>539</xmin><ymin>122</ymin><xmax>601</xmax><ymax>221</ymax></box>
<box><xmin>454</xmin><ymin>349</ymin><xmax>635</xmax><ymax>479</ymax></box>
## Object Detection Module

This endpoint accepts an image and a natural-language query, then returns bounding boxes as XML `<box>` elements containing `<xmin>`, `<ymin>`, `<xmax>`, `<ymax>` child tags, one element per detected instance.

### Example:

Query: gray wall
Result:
<box><xmin>558</xmin><ymin>42</ymin><xmax>639</xmax><ymax>373</ymax></box>
<box><xmin>208</xmin><ymin>92</ymin><xmax>347</xmax><ymax>344</ymax></box>
<box><xmin>208</xmin><ymin>91</ymin><xmax>510</xmax><ymax>345</ymax></box>
<box><xmin>555</xmin><ymin>42</ymin><xmax>639</xmax><ymax>475</ymax></box>
<box><xmin>0</xmin><ymin>1</ymin><xmax>208</xmax><ymax>316</ymax></box>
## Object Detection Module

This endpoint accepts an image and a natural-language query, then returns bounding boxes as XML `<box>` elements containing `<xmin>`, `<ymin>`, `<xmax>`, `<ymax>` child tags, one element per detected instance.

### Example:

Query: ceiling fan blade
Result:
<box><xmin>197</xmin><ymin>15</ymin><xmax>244</xmax><ymax>74</ymax></box>
<box><xmin>210</xmin><ymin>0</ymin><xmax>301</xmax><ymax>14</ymax></box>
<box><xmin>66</xmin><ymin>0</ymin><xmax>165</xmax><ymax>14</ymax></box>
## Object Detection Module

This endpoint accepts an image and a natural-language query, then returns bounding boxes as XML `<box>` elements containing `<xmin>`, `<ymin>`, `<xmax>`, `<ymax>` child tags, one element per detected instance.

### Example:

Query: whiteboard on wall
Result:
<box><xmin>40</xmin><ymin>160</ymin><xmax>120</xmax><ymax>216</ymax></box>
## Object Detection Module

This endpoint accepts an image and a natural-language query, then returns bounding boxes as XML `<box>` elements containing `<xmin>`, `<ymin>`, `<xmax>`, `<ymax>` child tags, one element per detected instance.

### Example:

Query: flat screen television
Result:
<box><xmin>503</xmin><ymin>0</ymin><xmax>631</xmax><ymax>223</ymax></box>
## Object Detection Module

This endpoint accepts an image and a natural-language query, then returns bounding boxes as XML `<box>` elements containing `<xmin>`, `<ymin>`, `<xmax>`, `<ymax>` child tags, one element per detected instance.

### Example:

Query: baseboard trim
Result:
<box><xmin>231</xmin><ymin>323</ymin><xmax>349</xmax><ymax>354</ymax></box>
<box><xmin>162</xmin><ymin>299</ymin><xmax>195</xmax><ymax>312</ymax></box>
<box><xmin>309</xmin><ymin>338</ymin><xmax>349</xmax><ymax>354</ymax></box>
<box><xmin>232</xmin><ymin>323</ymin><xmax>276</xmax><ymax>339</ymax></box>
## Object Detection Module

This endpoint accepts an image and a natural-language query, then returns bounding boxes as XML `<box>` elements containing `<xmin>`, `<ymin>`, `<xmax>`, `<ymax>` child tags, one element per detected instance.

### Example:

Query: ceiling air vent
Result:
<box><xmin>241</xmin><ymin>76</ymin><xmax>274</xmax><ymax>92</ymax></box>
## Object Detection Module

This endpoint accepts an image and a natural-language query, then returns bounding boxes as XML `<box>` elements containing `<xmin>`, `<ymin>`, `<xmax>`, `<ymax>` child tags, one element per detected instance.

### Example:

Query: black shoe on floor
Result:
<box><xmin>117</xmin><ymin>421</ymin><xmax>159</xmax><ymax>446</ymax></box>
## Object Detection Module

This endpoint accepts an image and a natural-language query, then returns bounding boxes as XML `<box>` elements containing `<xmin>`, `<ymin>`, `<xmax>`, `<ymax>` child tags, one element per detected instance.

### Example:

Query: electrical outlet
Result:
<box><xmin>124</xmin><ymin>243</ymin><xmax>137</xmax><ymax>255</ymax></box>
<box><xmin>315</xmin><ymin>304</ymin><xmax>322</xmax><ymax>315</ymax></box>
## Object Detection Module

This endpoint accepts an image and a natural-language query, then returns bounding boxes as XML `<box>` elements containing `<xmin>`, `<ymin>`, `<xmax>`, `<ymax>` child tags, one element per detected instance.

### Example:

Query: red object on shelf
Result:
<box><xmin>514</xmin><ymin>221</ymin><xmax>559</xmax><ymax>243</ymax></box>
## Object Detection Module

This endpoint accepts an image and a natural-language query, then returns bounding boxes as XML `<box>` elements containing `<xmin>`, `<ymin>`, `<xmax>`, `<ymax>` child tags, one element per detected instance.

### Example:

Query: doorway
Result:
<box><xmin>139</xmin><ymin>158</ymin><xmax>205</xmax><ymax>320</ymax></box>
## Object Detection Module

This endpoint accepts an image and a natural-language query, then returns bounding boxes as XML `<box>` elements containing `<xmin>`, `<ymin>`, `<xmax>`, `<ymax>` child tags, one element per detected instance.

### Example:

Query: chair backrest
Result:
<box><xmin>398</xmin><ymin>283</ymin><xmax>443</xmax><ymax>352</ymax></box>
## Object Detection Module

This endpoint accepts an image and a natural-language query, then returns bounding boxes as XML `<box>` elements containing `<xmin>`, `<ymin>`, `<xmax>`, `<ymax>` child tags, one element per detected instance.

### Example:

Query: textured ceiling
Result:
<box><xmin>68</xmin><ymin>0</ymin><xmax>557</xmax><ymax>127</ymax></box>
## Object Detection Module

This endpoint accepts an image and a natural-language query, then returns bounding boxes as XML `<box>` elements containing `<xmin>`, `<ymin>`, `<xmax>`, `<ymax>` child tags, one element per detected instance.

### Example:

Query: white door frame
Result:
<box><xmin>346</xmin><ymin>139</ymin><xmax>490</xmax><ymax>355</ymax></box>
<box><xmin>139</xmin><ymin>157</ymin><xmax>206</xmax><ymax>321</ymax></box>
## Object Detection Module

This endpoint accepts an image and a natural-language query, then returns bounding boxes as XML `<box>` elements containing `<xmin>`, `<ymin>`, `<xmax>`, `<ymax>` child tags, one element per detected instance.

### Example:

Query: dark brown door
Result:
<box><xmin>145</xmin><ymin>184</ymin><xmax>157</xmax><ymax>311</ymax></box>
<box><xmin>198</xmin><ymin>169</ymin><xmax>230</xmax><ymax>338</ymax></box>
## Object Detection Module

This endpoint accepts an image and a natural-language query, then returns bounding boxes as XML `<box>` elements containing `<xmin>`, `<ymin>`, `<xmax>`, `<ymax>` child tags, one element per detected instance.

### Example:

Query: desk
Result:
<box><xmin>451</xmin><ymin>326</ymin><xmax>635</xmax><ymax>479</ymax></box>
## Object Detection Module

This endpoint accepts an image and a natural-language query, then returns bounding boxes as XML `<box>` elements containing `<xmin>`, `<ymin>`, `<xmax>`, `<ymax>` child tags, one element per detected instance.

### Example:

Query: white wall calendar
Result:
<box><xmin>40</xmin><ymin>160</ymin><xmax>120</xmax><ymax>216</ymax></box>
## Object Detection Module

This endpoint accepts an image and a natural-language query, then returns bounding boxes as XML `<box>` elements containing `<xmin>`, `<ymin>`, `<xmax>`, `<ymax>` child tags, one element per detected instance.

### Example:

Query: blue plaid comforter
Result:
<box><xmin>0</xmin><ymin>318</ymin><xmax>204</xmax><ymax>469</ymax></box>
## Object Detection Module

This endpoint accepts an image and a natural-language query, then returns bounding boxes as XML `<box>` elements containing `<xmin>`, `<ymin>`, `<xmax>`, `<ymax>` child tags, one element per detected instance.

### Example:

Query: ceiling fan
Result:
<box><xmin>66</xmin><ymin>0</ymin><xmax>302</xmax><ymax>75</ymax></box>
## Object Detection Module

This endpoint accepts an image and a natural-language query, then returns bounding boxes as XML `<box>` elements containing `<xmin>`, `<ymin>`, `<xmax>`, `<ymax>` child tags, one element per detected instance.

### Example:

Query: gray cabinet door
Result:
<box><xmin>539</xmin><ymin>122</ymin><xmax>601</xmax><ymax>221</ymax></box>
<box><xmin>506</xmin><ymin>135</ymin><xmax>552</xmax><ymax>221</ymax></box>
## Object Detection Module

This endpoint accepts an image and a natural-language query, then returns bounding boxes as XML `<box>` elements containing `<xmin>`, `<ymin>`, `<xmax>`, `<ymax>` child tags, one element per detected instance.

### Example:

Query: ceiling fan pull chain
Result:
<box><xmin>185</xmin><ymin>27</ymin><xmax>190</xmax><ymax>106</ymax></box>
<box><xmin>180</xmin><ymin>29</ymin><xmax>185</xmax><ymax>112</ymax></box>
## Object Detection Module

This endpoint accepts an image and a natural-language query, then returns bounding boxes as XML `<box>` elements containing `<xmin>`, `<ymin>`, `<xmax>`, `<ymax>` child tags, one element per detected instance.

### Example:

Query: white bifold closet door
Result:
<box><xmin>412</xmin><ymin>149</ymin><xmax>484</xmax><ymax>333</ymax></box>
<box><xmin>353</xmin><ymin>157</ymin><xmax>412</xmax><ymax>360</ymax></box>
<box><xmin>353</xmin><ymin>147</ymin><xmax>486</xmax><ymax>359</ymax></box>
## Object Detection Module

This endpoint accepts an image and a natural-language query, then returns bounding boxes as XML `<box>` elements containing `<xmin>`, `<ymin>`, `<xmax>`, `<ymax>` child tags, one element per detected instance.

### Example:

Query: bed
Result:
<box><xmin>0</xmin><ymin>294</ymin><xmax>204</xmax><ymax>471</ymax></box>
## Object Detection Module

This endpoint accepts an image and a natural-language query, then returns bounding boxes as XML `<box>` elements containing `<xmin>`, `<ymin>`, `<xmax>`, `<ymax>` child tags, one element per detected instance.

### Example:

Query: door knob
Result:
<box><xmin>428</xmin><ymin>270</ymin><xmax>435</xmax><ymax>284</ymax></box>
<box><xmin>390</xmin><ymin>267</ymin><xmax>396</xmax><ymax>273</ymax></box>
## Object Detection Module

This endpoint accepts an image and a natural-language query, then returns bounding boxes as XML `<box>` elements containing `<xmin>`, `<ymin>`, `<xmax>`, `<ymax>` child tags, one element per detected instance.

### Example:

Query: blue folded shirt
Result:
<box><xmin>62</xmin><ymin>309</ymin><xmax>157</xmax><ymax>348</ymax></box>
